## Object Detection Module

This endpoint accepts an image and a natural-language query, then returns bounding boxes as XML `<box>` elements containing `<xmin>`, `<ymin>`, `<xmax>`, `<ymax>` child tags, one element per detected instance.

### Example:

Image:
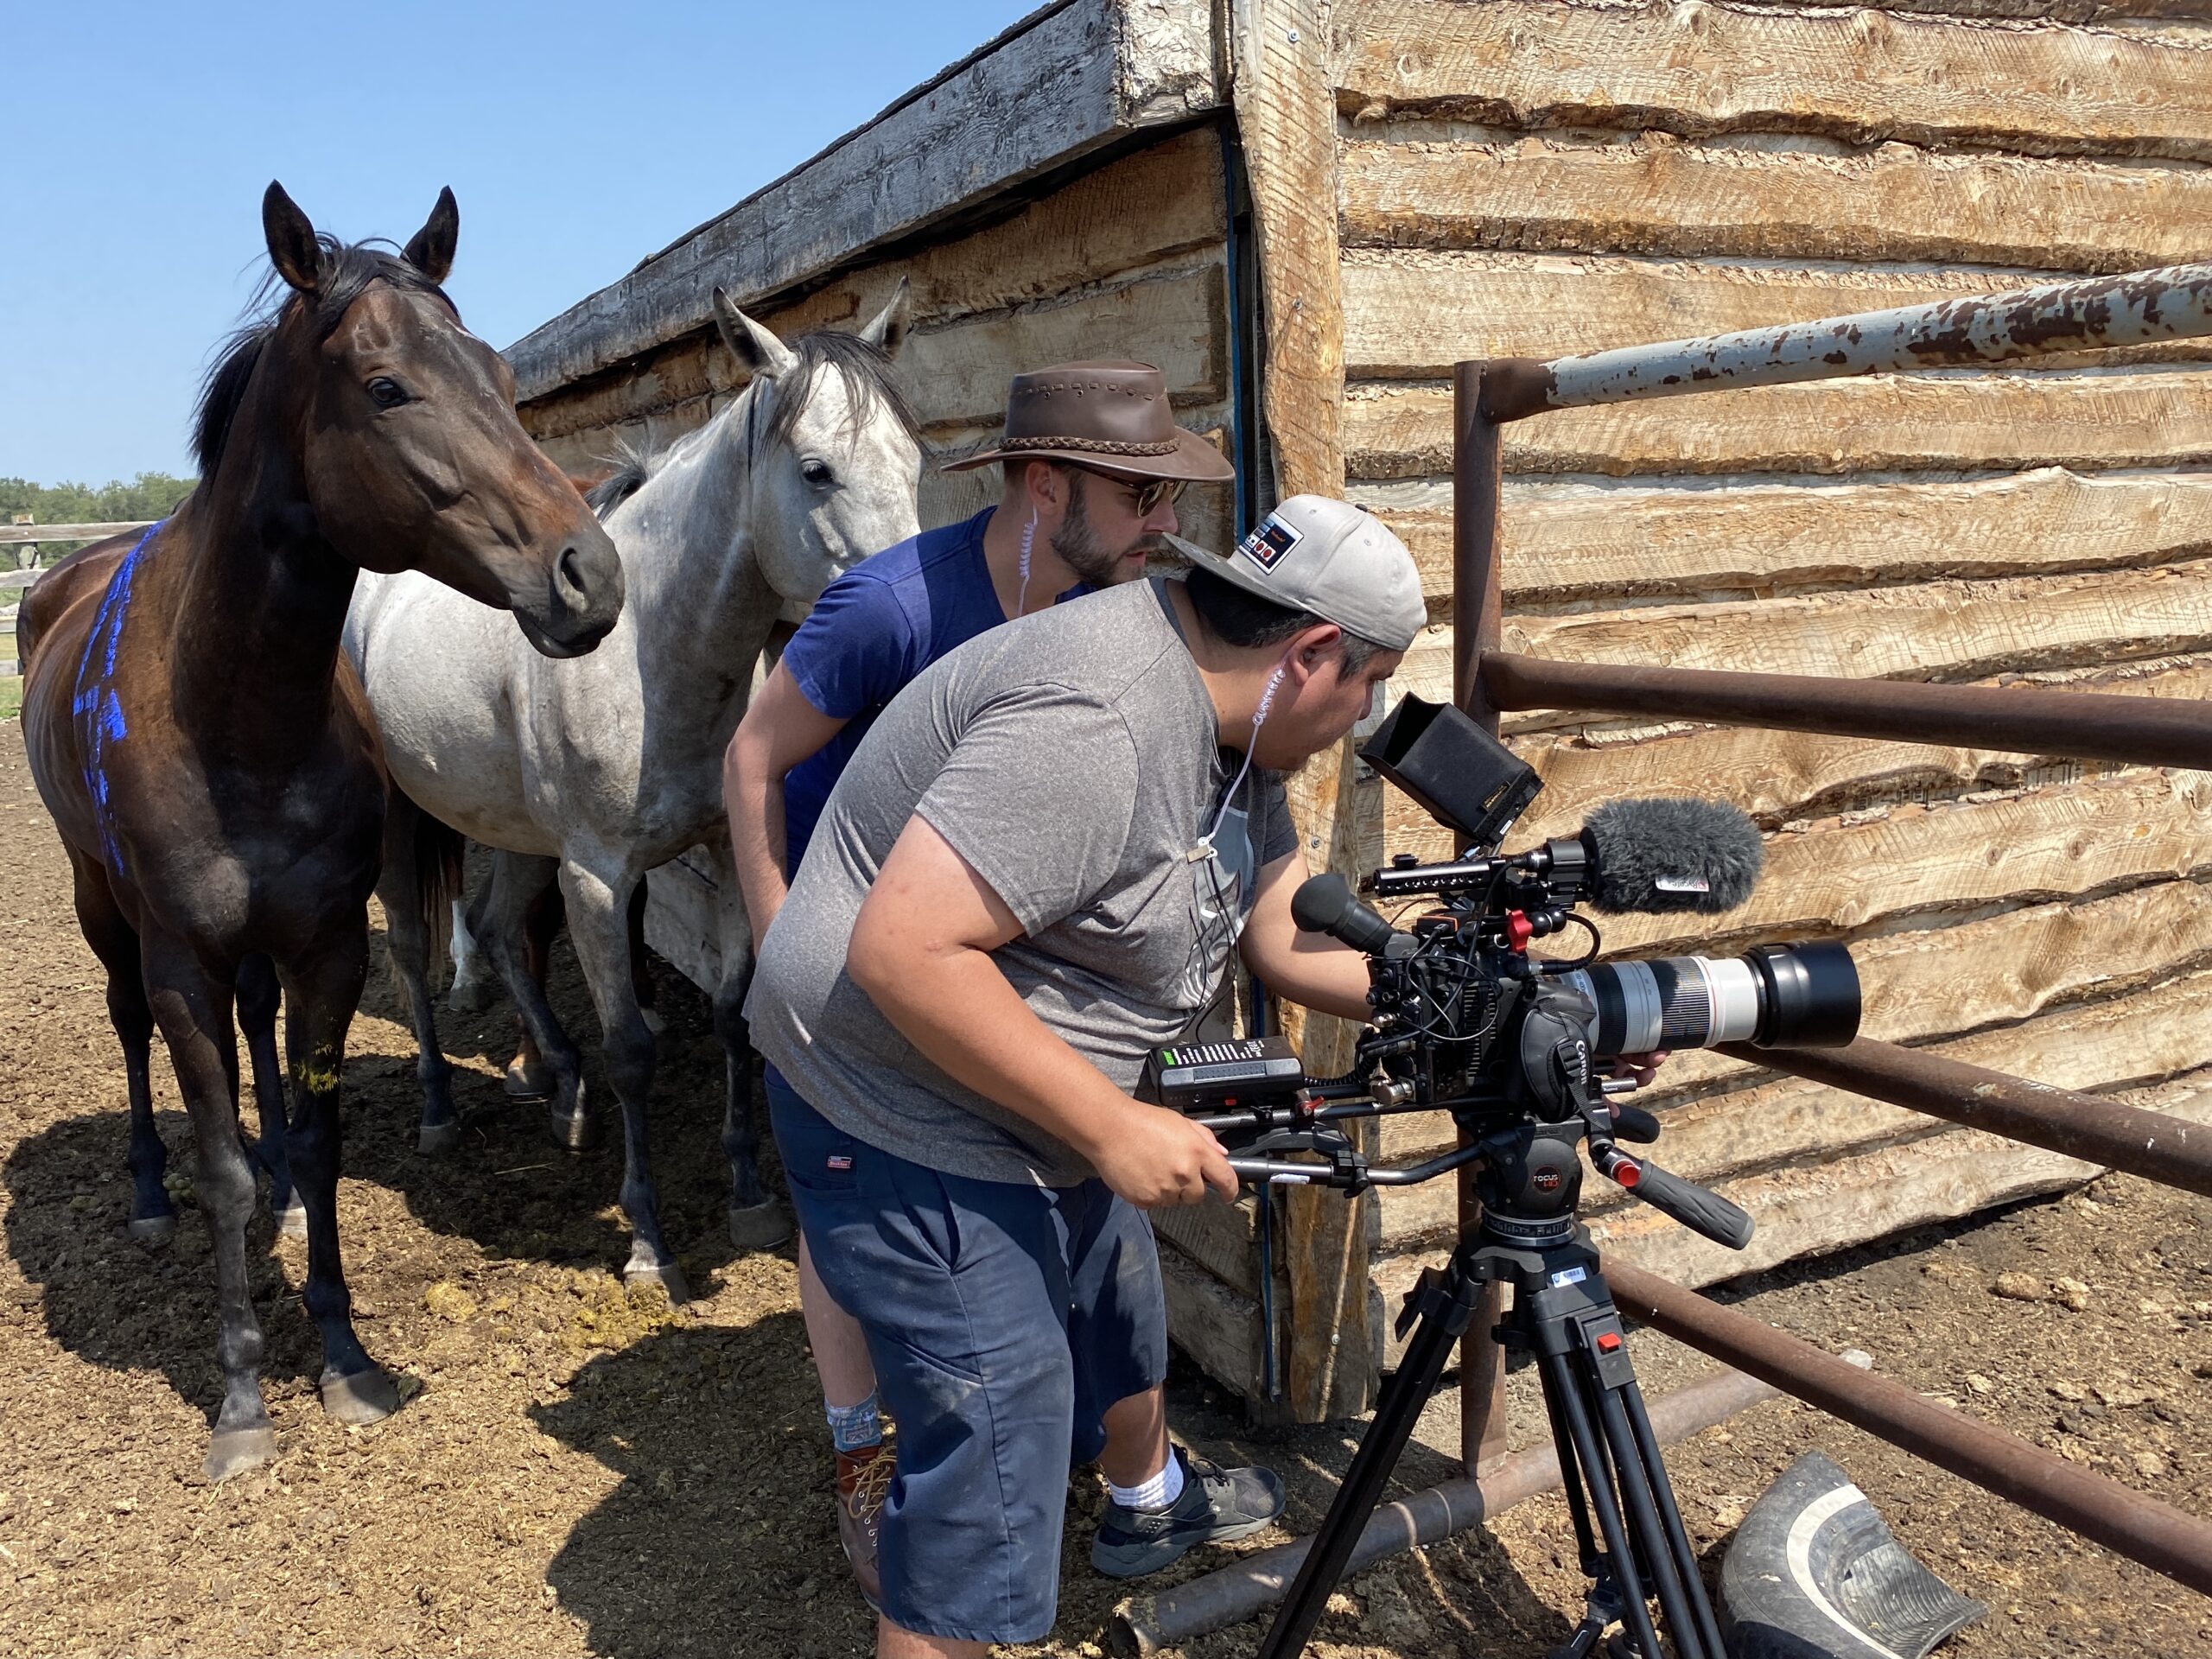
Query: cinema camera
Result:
<box><xmin>1143</xmin><ymin>696</ymin><xmax>1863</xmax><ymax>1659</ymax></box>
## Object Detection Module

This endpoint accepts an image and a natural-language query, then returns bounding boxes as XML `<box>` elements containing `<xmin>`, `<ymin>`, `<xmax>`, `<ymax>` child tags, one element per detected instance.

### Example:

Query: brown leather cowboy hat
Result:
<box><xmin>943</xmin><ymin>359</ymin><xmax>1234</xmax><ymax>482</ymax></box>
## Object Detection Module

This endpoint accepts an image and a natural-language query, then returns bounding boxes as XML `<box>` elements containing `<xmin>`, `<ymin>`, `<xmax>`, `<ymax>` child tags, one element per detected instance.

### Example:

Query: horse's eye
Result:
<box><xmin>800</xmin><ymin>459</ymin><xmax>834</xmax><ymax>487</ymax></box>
<box><xmin>367</xmin><ymin>377</ymin><xmax>410</xmax><ymax>409</ymax></box>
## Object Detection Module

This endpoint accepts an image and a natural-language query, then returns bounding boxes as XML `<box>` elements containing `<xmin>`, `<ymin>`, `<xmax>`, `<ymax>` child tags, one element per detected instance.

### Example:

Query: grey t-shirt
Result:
<box><xmin>746</xmin><ymin>576</ymin><xmax>1299</xmax><ymax>1186</ymax></box>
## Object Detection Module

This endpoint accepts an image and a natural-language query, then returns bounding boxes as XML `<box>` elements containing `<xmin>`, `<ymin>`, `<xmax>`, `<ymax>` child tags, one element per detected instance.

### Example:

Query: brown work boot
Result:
<box><xmin>835</xmin><ymin>1441</ymin><xmax>893</xmax><ymax>1610</ymax></box>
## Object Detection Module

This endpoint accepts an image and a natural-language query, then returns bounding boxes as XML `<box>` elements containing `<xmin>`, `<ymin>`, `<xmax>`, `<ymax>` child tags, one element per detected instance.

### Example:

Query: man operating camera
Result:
<box><xmin>745</xmin><ymin>493</ymin><xmax>1427</xmax><ymax>1657</ymax></box>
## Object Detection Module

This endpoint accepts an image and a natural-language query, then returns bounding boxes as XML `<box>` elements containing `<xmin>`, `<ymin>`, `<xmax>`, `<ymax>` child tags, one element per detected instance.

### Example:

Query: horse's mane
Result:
<box><xmin>763</xmin><ymin>327</ymin><xmax>921</xmax><ymax>455</ymax></box>
<box><xmin>192</xmin><ymin>238</ymin><xmax>454</xmax><ymax>481</ymax></box>
<box><xmin>585</xmin><ymin>435</ymin><xmax>656</xmax><ymax>519</ymax></box>
<box><xmin>585</xmin><ymin>325</ymin><xmax>921</xmax><ymax>521</ymax></box>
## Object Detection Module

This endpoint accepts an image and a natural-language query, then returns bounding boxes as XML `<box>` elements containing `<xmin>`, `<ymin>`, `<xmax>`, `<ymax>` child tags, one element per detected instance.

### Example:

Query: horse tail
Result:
<box><xmin>385</xmin><ymin>784</ymin><xmax>466</xmax><ymax>980</ymax></box>
<box><xmin>416</xmin><ymin>804</ymin><xmax>466</xmax><ymax>977</ymax></box>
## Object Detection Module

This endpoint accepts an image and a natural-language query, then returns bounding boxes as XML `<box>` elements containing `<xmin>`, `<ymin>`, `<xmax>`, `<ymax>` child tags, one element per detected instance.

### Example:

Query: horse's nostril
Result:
<box><xmin>554</xmin><ymin>543</ymin><xmax>590</xmax><ymax>609</ymax></box>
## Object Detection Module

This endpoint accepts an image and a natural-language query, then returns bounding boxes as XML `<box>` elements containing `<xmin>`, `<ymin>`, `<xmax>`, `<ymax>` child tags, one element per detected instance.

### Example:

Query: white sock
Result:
<box><xmin>1109</xmin><ymin>1448</ymin><xmax>1187</xmax><ymax>1514</ymax></box>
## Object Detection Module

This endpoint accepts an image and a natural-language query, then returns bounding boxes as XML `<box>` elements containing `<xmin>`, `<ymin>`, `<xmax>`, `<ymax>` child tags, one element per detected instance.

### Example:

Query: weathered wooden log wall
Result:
<box><xmin>1314</xmin><ymin>0</ymin><xmax>2212</xmax><ymax>1372</ymax></box>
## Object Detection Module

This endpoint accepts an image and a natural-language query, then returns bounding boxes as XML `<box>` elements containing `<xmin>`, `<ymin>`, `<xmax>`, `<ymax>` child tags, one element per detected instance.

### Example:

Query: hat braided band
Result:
<box><xmin>995</xmin><ymin>434</ymin><xmax>1179</xmax><ymax>458</ymax></box>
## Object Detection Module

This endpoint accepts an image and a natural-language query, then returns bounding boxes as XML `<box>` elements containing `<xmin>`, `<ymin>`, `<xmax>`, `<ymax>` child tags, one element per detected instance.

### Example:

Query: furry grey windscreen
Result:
<box><xmin>1581</xmin><ymin>798</ymin><xmax>1764</xmax><ymax>912</ymax></box>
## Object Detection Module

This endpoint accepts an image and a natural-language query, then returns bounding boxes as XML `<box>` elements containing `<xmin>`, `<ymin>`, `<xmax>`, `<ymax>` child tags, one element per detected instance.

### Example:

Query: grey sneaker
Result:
<box><xmin>1090</xmin><ymin>1448</ymin><xmax>1285</xmax><ymax>1579</ymax></box>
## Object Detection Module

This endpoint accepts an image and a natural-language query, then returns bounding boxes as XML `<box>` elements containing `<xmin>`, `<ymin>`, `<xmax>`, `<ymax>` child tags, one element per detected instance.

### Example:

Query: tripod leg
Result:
<box><xmin>1622</xmin><ymin>1378</ymin><xmax>1728</xmax><ymax>1659</ymax></box>
<box><xmin>1258</xmin><ymin>1266</ymin><xmax>1480</xmax><ymax>1659</ymax></box>
<box><xmin>1591</xmin><ymin>1375</ymin><xmax>1713</xmax><ymax>1659</ymax></box>
<box><xmin>1535</xmin><ymin>1344</ymin><xmax>1669</xmax><ymax>1659</ymax></box>
<box><xmin>1537</xmin><ymin>1341</ymin><xmax>1604</xmax><ymax>1578</ymax></box>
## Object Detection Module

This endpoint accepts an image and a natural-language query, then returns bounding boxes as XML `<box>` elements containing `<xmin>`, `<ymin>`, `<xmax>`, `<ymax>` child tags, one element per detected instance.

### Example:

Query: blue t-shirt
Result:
<box><xmin>779</xmin><ymin>506</ymin><xmax>1084</xmax><ymax>873</ymax></box>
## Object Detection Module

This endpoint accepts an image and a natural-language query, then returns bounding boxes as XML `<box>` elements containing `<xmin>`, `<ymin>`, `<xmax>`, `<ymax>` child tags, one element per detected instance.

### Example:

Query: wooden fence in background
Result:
<box><xmin>0</xmin><ymin>522</ymin><xmax>153</xmax><ymax>677</ymax></box>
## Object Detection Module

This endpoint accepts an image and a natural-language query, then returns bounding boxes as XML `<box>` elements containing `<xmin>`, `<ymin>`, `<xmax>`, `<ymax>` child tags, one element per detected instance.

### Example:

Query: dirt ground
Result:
<box><xmin>0</xmin><ymin>716</ymin><xmax>2206</xmax><ymax>1659</ymax></box>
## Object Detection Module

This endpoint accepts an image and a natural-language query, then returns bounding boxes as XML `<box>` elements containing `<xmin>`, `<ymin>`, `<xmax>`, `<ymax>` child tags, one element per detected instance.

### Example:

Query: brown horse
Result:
<box><xmin>16</xmin><ymin>182</ymin><xmax>624</xmax><ymax>1480</ymax></box>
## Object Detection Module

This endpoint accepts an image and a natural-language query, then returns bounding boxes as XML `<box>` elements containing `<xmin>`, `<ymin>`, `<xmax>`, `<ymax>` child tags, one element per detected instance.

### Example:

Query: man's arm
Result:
<box><xmin>847</xmin><ymin>813</ymin><xmax>1237</xmax><ymax>1209</ymax></box>
<box><xmin>723</xmin><ymin>660</ymin><xmax>849</xmax><ymax>951</ymax></box>
<box><xmin>1237</xmin><ymin>849</ymin><xmax>1376</xmax><ymax>1021</ymax></box>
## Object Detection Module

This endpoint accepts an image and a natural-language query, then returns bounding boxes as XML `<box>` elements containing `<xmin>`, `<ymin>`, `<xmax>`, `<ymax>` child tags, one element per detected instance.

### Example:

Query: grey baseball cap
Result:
<box><xmin>1170</xmin><ymin>494</ymin><xmax>1427</xmax><ymax>652</ymax></box>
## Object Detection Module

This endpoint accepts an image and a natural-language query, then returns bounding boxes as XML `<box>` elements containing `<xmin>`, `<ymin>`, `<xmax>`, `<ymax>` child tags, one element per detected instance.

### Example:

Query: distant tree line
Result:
<box><xmin>0</xmin><ymin>473</ymin><xmax>197</xmax><ymax>565</ymax></box>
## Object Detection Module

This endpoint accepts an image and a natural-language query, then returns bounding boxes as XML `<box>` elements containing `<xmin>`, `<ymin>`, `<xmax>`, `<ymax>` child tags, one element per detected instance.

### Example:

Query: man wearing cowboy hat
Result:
<box><xmin>724</xmin><ymin>361</ymin><xmax>1237</xmax><ymax>1606</ymax></box>
<box><xmin>746</xmin><ymin>472</ymin><xmax>1432</xmax><ymax>1656</ymax></box>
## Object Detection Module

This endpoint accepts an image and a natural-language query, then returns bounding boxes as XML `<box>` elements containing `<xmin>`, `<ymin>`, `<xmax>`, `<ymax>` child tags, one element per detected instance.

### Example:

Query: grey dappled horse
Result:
<box><xmin>344</xmin><ymin>284</ymin><xmax>919</xmax><ymax>1298</ymax></box>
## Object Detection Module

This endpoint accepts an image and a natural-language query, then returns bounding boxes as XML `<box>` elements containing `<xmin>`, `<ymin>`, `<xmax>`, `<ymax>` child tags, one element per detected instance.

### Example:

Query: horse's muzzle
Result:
<box><xmin>518</xmin><ymin>525</ymin><xmax>625</xmax><ymax>658</ymax></box>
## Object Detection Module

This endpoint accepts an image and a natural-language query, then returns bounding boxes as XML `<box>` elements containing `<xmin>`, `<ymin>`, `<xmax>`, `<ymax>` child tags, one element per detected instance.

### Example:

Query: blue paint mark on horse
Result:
<box><xmin>72</xmin><ymin>523</ymin><xmax>162</xmax><ymax>871</ymax></box>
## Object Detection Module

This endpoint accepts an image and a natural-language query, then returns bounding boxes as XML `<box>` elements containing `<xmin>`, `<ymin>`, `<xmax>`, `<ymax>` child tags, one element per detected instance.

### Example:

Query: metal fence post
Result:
<box><xmin>1452</xmin><ymin>359</ymin><xmax>1510</xmax><ymax>1476</ymax></box>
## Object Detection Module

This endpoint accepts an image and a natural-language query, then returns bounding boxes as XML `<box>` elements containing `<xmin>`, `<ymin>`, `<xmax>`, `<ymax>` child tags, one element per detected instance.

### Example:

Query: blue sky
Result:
<box><xmin>2</xmin><ymin>0</ymin><xmax>1037</xmax><ymax>484</ymax></box>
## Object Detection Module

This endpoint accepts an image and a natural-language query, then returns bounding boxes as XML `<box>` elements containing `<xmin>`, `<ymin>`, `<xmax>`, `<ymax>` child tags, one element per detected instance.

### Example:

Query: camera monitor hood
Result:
<box><xmin>1360</xmin><ymin>695</ymin><xmax>1541</xmax><ymax>850</ymax></box>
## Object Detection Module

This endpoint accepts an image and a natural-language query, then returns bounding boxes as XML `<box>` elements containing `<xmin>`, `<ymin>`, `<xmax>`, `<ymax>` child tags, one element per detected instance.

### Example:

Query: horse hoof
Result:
<box><xmin>625</xmin><ymin>1258</ymin><xmax>691</xmax><ymax>1305</ymax></box>
<box><xmin>274</xmin><ymin>1201</ymin><xmax>308</xmax><ymax>1241</ymax></box>
<box><xmin>129</xmin><ymin>1214</ymin><xmax>178</xmax><ymax>1248</ymax></box>
<box><xmin>548</xmin><ymin>1105</ymin><xmax>603</xmax><ymax>1154</ymax></box>
<box><xmin>728</xmin><ymin>1200</ymin><xmax>792</xmax><ymax>1252</ymax></box>
<box><xmin>504</xmin><ymin>1059</ymin><xmax>554</xmax><ymax>1102</ymax></box>
<box><xmin>417</xmin><ymin>1120</ymin><xmax>462</xmax><ymax>1157</ymax></box>
<box><xmin>447</xmin><ymin>978</ymin><xmax>493</xmax><ymax>1015</ymax></box>
<box><xmin>321</xmin><ymin>1366</ymin><xmax>403</xmax><ymax>1427</ymax></box>
<box><xmin>205</xmin><ymin>1425</ymin><xmax>280</xmax><ymax>1483</ymax></box>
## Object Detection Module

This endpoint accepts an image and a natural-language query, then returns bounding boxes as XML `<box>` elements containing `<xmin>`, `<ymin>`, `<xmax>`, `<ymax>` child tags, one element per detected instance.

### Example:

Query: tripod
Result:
<box><xmin>1255</xmin><ymin>1173</ymin><xmax>1727</xmax><ymax>1659</ymax></box>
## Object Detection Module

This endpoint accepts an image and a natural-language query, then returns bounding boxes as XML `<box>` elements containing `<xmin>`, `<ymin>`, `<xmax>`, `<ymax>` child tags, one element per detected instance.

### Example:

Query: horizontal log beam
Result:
<box><xmin>1342</xmin><ymin>369</ymin><xmax>2212</xmax><ymax>479</ymax></box>
<box><xmin>1605</xmin><ymin>1258</ymin><xmax>2212</xmax><ymax>1599</ymax></box>
<box><xmin>1345</xmin><ymin>251</ymin><xmax>2212</xmax><ymax>382</ymax></box>
<box><xmin>1488</xmin><ymin>263</ymin><xmax>2212</xmax><ymax>421</ymax></box>
<box><xmin>1726</xmin><ymin>1037</ymin><xmax>2212</xmax><ymax>1200</ymax></box>
<box><xmin>1338</xmin><ymin>139</ymin><xmax>2212</xmax><ymax>275</ymax></box>
<box><xmin>1479</xmin><ymin>652</ymin><xmax>2212</xmax><ymax>769</ymax></box>
<box><xmin>1334</xmin><ymin>0</ymin><xmax>2212</xmax><ymax>161</ymax></box>
<box><xmin>1362</xmin><ymin>467</ymin><xmax>2212</xmax><ymax>607</ymax></box>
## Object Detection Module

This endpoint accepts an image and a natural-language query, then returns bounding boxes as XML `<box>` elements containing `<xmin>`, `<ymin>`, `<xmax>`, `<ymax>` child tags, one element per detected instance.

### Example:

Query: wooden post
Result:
<box><xmin>1230</xmin><ymin>0</ymin><xmax>1373</xmax><ymax>1421</ymax></box>
<box><xmin>1452</xmin><ymin>360</ymin><xmax>1511</xmax><ymax>1477</ymax></box>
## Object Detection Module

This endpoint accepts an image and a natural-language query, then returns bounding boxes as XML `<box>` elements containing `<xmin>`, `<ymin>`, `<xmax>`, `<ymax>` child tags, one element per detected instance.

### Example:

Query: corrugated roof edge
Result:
<box><xmin>505</xmin><ymin>0</ymin><xmax>1220</xmax><ymax>404</ymax></box>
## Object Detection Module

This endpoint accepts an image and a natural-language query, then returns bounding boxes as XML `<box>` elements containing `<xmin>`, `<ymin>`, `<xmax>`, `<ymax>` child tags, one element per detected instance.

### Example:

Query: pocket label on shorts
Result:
<box><xmin>827</xmin><ymin>1154</ymin><xmax>854</xmax><ymax>1171</ymax></box>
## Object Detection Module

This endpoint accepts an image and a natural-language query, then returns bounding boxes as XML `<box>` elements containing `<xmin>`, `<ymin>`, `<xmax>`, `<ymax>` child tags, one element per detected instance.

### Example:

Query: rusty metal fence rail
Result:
<box><xmin>1449</xmin><ymin>264</ymin><xmax>2212</xmax><ymax>1598</ymax></box>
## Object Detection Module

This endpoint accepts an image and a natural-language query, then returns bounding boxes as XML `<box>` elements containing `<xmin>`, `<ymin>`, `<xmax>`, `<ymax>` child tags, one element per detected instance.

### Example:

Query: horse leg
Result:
<box><xmin>67</xmin><ymin>849</ymin><xmax>173</xmax><ymax>1245</ymax></box>
<box><xmin>376</xmin><ymin>795</ymin><xmax>461</xmax><ymax>1154</ymax></box>
<box><xmin>140</xmin><ymin>933</ymin><xmax>276</xmax><ymax>1481</ymax></box>
<box><xmin>276</xmin><ymin>918</ymin><xmax>401</xmax><ymax>1429</ymax></box>
<box><xmin>629</xmin><ymin>880</ymin><xmax>662</xmax><ymax>1035</ymax></box>
<box><xmin>500</xmin><ymin>878</ymin><xmax>561</xmax><ymax>1102</ymax></box>
<box><xmin>472</xmin><ymin>853</ymin><xmax>590</xmax><ymax>1145</ymax></box>
<box><xmin>703</xmin><ymin>842</ymin><xmax>788</xmax><ymax>1249</ymax></box>
<box><xmin>561</xmin><ymin>855</ymin><xmax>685</xmax><ymax>1300</ymax></box>
<box><xmin>446</xmin><ymin>898</ymin><xmax>493</xmax><ymax>1014</ymax></box>
<box><xmin>236</xmin><ymin>955</ymin><xmax>306</xmax><ymax>1237</ymax></box>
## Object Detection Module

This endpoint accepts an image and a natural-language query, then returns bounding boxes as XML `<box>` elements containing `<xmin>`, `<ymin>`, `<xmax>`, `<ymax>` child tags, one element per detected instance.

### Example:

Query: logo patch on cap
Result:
<box><xmin>1236</xmin><ymin>514</ymin><xmax>1302</xmax><ymax>571</ymax></box>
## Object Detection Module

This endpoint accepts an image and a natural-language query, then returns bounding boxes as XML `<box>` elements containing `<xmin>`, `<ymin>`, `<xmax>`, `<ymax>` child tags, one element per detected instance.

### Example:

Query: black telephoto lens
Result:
<box><xmin>1561</xmin><ymin>940</ymin><xmax>1859</xmax><ymax>1057</ymax></box>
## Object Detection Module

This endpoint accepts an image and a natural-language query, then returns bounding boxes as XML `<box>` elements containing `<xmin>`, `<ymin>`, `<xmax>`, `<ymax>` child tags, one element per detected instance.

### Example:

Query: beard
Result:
<box><xmin>1052</xmin><ymin>480</ymin><xmax>1169</xmax><ymax>588</ymax></box>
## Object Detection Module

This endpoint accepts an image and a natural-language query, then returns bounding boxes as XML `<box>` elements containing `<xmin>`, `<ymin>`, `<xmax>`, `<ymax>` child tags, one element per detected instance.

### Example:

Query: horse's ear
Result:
<box><xmin>856</xmin><ymin>276</ymin><xmax>911</xmax><ymax>359</ymax></box>
<box><xmin>712</xmin><ymin>287</ymin><xmax>798</xmax><ymax>381</ymax></box>
<box><xmin>403</xmin><ymin>187</ymin><xmax>460</xmax><ymax>284</ymax></box>
<box><xmin>263</xmin><ymin>181</ymin><xmax>322</xmax><ymax>295</ymax></box>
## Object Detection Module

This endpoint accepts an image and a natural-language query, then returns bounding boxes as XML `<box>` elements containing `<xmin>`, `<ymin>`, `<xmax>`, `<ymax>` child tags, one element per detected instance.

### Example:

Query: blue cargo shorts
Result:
<box><xmin>765</xmin><ymin>1069</ymin><xmax>1168</xmax><ymax>1644</ymax></box>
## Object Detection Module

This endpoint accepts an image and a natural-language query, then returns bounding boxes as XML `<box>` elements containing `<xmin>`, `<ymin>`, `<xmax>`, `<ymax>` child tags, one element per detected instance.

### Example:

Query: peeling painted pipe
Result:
<box><xmin>1109</xmin><ymin>1361</ymin><xmax>1787</xmax><ymax>1656</ymax></box>
<box><xmin>1606</xmin><ymin>1262</ymin><xmax>2212</xmax><ymax>1599</ymax></box>
<box><xmin>1478</xmin><ymin>652</ymin><xmax>2212</xmax><ymax>772</ymax></box>
<box><xmin>1721</xmin><ymin>1039</ymin><xmax>2212</xmax><ymax>1201</ymax></box>
<box><xmin>1478</xmin><ymin>262</ymin><xmax>2212</xmax><ymax>422</ymax></box>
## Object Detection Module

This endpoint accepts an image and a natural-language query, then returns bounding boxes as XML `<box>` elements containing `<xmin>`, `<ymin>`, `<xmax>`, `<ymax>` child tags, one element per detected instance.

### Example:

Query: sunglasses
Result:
<box><xmin>1060</xmin><ymin>461</ymin><xmax>1185</xmax><ymax>517</ymax></box>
